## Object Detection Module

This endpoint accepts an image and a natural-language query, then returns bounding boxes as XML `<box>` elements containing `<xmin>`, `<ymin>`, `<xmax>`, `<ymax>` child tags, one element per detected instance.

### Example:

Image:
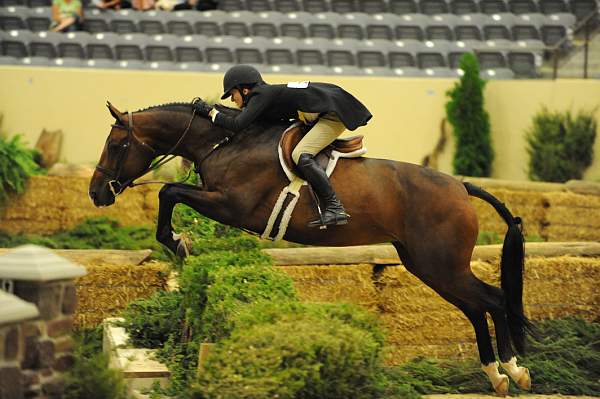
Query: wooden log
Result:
<box><xmin>0</xmin><ymin>248</ymin><xmax>152</xmax><ymax>266</ymax></box>
<box><xmin>264</xmin><ymin>242</ymin><xmax>600</xmax><ymax>266</ymax></box>
<box><xmin>34</xmin><ymin>129</ymin><xmax>63</xmax><ymax>168</ymax></box>
<box><xmin>460</xmin><ymin>177</ymin><xmax>565</xmax><ymax>193</ymax></box>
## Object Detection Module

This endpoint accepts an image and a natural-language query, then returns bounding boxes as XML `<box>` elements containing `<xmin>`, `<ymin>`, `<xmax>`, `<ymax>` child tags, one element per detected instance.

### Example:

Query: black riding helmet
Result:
<box><xmin>221</xmin><ymin>64</ymin><xmax>264</xmax><ymax>100</ymax></box>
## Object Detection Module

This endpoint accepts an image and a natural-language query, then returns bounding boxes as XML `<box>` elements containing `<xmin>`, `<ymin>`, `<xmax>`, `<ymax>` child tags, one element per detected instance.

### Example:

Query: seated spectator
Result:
<box><xmin>161</xmin><ymin>0</ymin><xmax>217</xmax><ymax>10</ymax></box>
<box><xmin>50</xmin><ymin>0</ymin><xmax>83</xmax><ymax>32</ymax></box>
<box><xmin>132</xmin><ymin>0</ymin><xmax>155</xmax><ymax>10</ymax></box>
<box><xmin>92</xmin><ymin>0</ymin><xmax>123</xmax><ymax>10</ymax></box>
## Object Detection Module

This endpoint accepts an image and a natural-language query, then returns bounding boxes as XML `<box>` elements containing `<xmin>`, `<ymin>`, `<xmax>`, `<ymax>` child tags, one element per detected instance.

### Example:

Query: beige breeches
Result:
<box><xmin>291</xmin><ymin>112</ymin><xmax>347</xmax><ymax>164</ymax></box>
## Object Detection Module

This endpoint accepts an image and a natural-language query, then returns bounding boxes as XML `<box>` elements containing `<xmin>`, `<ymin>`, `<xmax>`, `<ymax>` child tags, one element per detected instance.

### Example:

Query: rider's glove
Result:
<box><xmin>194</xmin><ymin>102</ymin><xmax>214</xmax><ymax>118</ymax></box>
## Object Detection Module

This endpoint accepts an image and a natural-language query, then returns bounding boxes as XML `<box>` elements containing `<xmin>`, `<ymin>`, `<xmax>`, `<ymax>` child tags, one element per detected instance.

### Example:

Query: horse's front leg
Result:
<box><xmin>156</xmin><ymin>183</ymin><xmax>228</xmax><ymax>257</ymax></box>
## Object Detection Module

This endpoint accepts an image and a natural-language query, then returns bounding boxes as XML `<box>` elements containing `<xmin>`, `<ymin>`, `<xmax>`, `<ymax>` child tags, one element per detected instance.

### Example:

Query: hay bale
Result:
<box><xmin>276</xmin><ymin>264</ymin><xmax>378</xmax><ymax>311</ymax></box>
<box><xmin>469</xmin><ymin>189</ymin><xmax>547</xmax><ymax>237</ymax></box>
<box><xmin>0</xmin><ymin>176</ymin><xmax>160</xmax><ymax>234</ymax></box>
<box><xmin>74</xmin><ymin>261</ymin><xmax>169</xmax><ymax>328</ymax></box>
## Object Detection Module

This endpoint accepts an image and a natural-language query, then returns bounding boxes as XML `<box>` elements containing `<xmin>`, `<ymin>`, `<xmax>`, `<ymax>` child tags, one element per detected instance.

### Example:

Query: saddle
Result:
<box><xmin>279</xmin><ymin>123</ymin><xmax>367</xmax><ymax>181</ymax></box>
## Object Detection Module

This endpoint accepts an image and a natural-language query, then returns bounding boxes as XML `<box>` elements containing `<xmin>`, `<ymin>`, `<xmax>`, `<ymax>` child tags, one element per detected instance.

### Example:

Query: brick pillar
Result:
<box><xmin>0</xmin><ymin>292</ymin><xmax>39</xmax><ymax>399</ymax></box>
<box><xmin>0</xmin><ymin>245</ymin><xmax>86</xmax><ymax>399</ymax></box>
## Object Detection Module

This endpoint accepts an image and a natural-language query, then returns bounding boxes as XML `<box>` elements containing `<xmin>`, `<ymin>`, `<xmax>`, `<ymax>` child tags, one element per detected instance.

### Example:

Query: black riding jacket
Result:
<box><xmin>213</xmin><ymin>82</ymin><xmax>372</xmax><ymax>133</ymax></box>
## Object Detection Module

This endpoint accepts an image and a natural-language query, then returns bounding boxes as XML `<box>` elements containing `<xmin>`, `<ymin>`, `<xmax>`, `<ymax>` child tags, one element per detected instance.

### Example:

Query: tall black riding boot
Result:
<box><xmin>297</xmin><ymin>153</ymin><xmax>349</xmax><ymax>228</ymax></box>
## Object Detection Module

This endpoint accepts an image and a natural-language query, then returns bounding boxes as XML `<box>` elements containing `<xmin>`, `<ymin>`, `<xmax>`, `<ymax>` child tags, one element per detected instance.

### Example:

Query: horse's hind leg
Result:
<box><xmin>392</xmin><ymin>242</ymin><xmax>513</xmax><ymax>395</ymax></box>
<box><xmin>490</xmin><ymin>308</ymin><xmax>531</xmax><ymax>390</ymax></box>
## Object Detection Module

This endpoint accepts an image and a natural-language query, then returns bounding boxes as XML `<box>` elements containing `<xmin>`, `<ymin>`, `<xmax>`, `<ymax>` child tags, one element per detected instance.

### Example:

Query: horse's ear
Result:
<box><xmin>106</xmin><ymin>101</ymin><xmax>124</xmax><ymax>124</ymax></box>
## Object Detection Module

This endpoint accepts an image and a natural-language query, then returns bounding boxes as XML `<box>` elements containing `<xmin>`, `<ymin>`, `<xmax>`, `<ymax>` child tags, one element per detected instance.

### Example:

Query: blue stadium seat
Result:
<box><xmin>366</xmin><ymin>13</ymin><xmax>399</xmax><ymax>40</ymax></box>
<box><xmin>450</xmin><ymin>0</ymin><xmax>478</xmax><ymax>14</ymax></box>
<box><xmin>479</xmin><ymin>0</ymin><xmax>508</xmax><ymax>14</ymax></box>
<box><xmin>246</xmin><ymin>0</ymin><xmax>272</xmax><ymax>11</ymax></box>
<box><xmin>138</xmin><ymin>10</ymin><xmax>169</xmax><ymax>35</ymax></box>
<box><xmin>569</xmin><ymin>0</ymin><xmax>597</xmax><ymax>20</ymax></box>
<box><xmin>145</xmin><ymin>34</ymin><xmax>178</xmax><ymax>62</ymax></box>
<box><xmin>110</xmin><ymin>10</ymin><xmax>140</xmax><ymax>34</ymax></box>
<box><xmin>331</xmin><ymin>0</ymin><xmax>357</xmax><ymax>13</ymax></box>
<box><xmin>29</xmin><ymin>31</ymin><xmax>60</xmax><ymax>59</ymax></box>
<box><xmin>218</xmin><ymin>0</ymin><xmax>245</xmax><ymax>11</ymax></box>
<box><xmin>507</xmin><ymin>50</ymin><xmax>538</xmax><ymax>77</ymax></box>
<box><xmin>419</xmin><ymin>0</ymin><xmax>449</xmax><ymax>15</ymax></box>
<box><xmin>0</xmin><ymin>29</ymin><xmax>32</xmax><ymax>58</ymax></box>
<box><xmin>297</xmin><ymin>37</ymin><xmax>327</xmax><ymax>65</ymax></box>
<box><xmin>302</xmin><ymin>0</ymin><xmax>329</xmax><ymax>12</ymax></box>
<box><xmin>357</xmin><ymin>39</ymin><xmax>389</xmax><ymax>68</ymax></box>
<box><xmin>508</xmin><ymin>0</ymin><xmax>538</xmax><ymax>13</ymax></box>
<box><xmin>273</xmin><ymin>0</ymin><xmax>300</xmax><ymax>12</ymax></box>
<box><xmin>26</xmin><ymin>7</ymin><xmax>51</xmax><ymax>31</ymax></box>
<box><xmin>476</xmin><ymin>49</ymin><xmax>507</xmax><ymax>69</ymax></box>
<box><xmin>388</xmin><ymin>38</ymin><xmax>421</xmax><ymax>67</ymax></box>
<box><xmin>115</xmin><ymin>33</ymin><xmax>146</xmax><ymax>61</ymax></box>
<box><xmin>204</xmin><ymin>36</ymin><xmax>236</xmax><ymax>63</ymax></box>
<box><xmin>57</xmin><ymin>31</ymin><xmax>90</xmax><ymax>59</ymax></box>
<box><xmin>86</xmin><ymin>32</ymin><xmax>117</xmax><ymax>60</ymax></box>
<box><xmin>539</xmin><ymin>0</ymin><xmax>568</xmax><ymax>14</ymax></box>
<box><xmin>83</xmin><ymin>9</ymin><xmax>111</xmax><ymax>34</ymax></box>
<box><xmin>360</xmin><ymin>0</ymin><xmax>388</xmax><ymax>13</ymax></box>
<box><xmin>325</xmin><ymin>38</ymin><xmax>358</xmax><ymax>66</ymax></box>
<box><xmin>265</xmin><ymin>36</ymin><xmax>299</xmax><ymax>65</ymax></box>
<box><xmin>0</xmin><ymin>6</ymin><xmax>28</xmax><ymax>30</ymax></box>
<box><xmin>337</xmin><ymin>13</ymin><xmax>367</xmax><ymax>39</ymax></box>
<box><xmin>308</xmin><ymin>12</ymin><xmax>340</xmax><ymax>38</ymax></box>
<box><xmin>395</xmin><ymin>14</ymin><xmax>429</xmax><ymax>40</ymax></box>
<box><xmin>174</xmin><ymin>34</ymin><xmax>204</xmax><ymax>62</ymax></box>
<box><xmin>389</xmin><ymin>0</ymin><xmax>418</xmax><ymax>14</ymax></box>
<box><xmin>234</xmin><ymin>36</ymin><xmax>267</xmax><ymax>64</ymax></box>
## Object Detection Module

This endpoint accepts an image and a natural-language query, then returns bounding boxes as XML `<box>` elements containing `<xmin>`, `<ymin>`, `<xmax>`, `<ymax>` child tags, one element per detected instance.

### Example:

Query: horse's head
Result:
<box><xmin>89</xmin><ymin>102</ymin><xmax>156</xmax><ymax>207</ymax></box>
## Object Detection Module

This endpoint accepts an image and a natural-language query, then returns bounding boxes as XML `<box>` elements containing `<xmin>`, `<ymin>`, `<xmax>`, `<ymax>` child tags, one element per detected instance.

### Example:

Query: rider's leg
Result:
<box><xmin>292</xmin><ymin>113</ymin><xmax>348</xmax><ymax>227</ymax></box>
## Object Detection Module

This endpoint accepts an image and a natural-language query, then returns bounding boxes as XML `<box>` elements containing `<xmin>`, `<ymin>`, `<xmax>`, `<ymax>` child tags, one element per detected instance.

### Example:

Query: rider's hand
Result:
<box><xmin>194</xmin><ymin>102</ymin><xmax>213</xmax><ymax>118</ymax></box>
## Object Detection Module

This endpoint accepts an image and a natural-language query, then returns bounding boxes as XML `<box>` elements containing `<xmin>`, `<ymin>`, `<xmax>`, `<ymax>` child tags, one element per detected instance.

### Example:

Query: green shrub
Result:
<box><xmin>192</xmin><ymin>317</ymin><xmax>382</xmax><ymax>399</ymax></box>
<box><xmin>0</xmin><ymin>134</ymin><xmax>42</xmax><ymax>206</ymax></box>
<box><xmin>119</xmin><ymin>290</ymin><xmax>184</xmax><ymax>348</ymax></box>
<box><xmin>197</xmin><ymin>264</ymin><xmax>297</xmax><ymax>342</ymax></box>
<box><xmin>63</xmin><ymin>328</ymin><xmax>129</xmax><ymax>399</ymax></box>
<box><xmin>232</xmin><ymin>300</ymin><xmax>385</xmax><ymax>348</ymax></box>
<box><xmin>526</xmin><ymin>108</ymin><xmax>597</xmax><ymax>182</ymax></box>
<box><xmin>0</xmin><ymin>217</ymin><xmax>164</xmax><ymax>254</ymax></box>
<box><xmin>446</xmin><ymin>53</ymin><xmax>494</xmax><ymax>177</ymax></box>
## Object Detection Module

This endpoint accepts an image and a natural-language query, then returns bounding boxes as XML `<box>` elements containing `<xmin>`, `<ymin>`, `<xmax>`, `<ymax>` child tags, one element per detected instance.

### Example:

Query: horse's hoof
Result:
<box><xmin>493</xmin><ymin>375</ymin><xmax>510</xmax><ymax>397</ymax></box>
<box><xmin>175</xmin><ymin>233</ymin><xmax>192</xmax><ymax>258</ymax></box>
<box><xmin>516</xmin><ymin>367</ymin><xmax>531</xmax><ymax>390</ymax></box>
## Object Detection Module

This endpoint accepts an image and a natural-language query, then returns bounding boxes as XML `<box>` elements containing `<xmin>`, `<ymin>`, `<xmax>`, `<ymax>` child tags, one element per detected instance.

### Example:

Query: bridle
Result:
<box><xmin>95</xmin><ymin>110</ymin><xmax>196</xmax><ymax>197</ymax></box>
<box><xmin>95</xmin><ymin>104</ymin><xmax>231</xmax><ymax>197</ymax></box>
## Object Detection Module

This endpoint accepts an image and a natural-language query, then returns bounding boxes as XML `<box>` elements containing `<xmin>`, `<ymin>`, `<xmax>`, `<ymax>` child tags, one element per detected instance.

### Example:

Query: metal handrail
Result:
<box><xmin>551</xmin><ymin>7</ymin><xmax>599</xmax><ymax>79</ymax></box>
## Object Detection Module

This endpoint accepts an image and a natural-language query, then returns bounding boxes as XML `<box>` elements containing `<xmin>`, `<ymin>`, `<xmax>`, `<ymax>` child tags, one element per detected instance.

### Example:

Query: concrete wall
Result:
<box><xmin>1</xmin><ymin>66</ymin><xmax>599</xmax><ymax>180</ymax></box>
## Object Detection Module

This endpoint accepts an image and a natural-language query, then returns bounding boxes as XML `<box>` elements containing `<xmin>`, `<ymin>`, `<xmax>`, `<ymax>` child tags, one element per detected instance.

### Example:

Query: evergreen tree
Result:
<box><xmin>446</xmin><ymin>53</ymin><xmax>494</xmax><ymax>177</ymax></box>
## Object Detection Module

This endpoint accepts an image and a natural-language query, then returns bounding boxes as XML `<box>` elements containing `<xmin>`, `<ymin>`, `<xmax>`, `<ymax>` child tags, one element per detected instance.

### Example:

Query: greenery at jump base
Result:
<box><xmin>526</xmin><ymin>107</ymin><xmax>597</xmax><ymax>182</ymax></box>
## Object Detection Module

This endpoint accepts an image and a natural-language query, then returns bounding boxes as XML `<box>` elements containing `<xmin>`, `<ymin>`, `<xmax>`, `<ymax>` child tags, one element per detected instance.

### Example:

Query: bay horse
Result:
<box><xmin>89</xmin><ymin>100</ymin><xmax>533</xmax><ymax>394</ymax></box>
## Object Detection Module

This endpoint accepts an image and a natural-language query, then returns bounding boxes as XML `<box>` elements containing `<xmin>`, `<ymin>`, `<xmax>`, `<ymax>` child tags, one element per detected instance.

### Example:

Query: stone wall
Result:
<box><xmin>5</xmin><ymin>281</ymin><xmax>77</xmax><ymax>399</ymax></box>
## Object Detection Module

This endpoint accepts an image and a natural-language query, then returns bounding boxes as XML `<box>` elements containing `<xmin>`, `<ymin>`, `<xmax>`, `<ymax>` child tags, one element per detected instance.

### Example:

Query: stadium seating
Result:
<box><xmin>0</xmin><ymin>0</ymin><xmax>591</xmax><ymax>77</ymax></box>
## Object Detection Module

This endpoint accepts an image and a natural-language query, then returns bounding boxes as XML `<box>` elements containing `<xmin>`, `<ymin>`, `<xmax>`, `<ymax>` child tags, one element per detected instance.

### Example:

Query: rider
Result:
<box><xmin>193</xmin><ymin>64</ymin><xmax>372</xmax><ymax>228</ymax></box>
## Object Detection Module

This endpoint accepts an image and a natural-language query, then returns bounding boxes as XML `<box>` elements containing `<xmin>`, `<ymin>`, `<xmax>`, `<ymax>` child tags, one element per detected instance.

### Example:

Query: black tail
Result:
<box><xmin>464</xmin><ymin>181</ymin><xmax>533</xmax><ymax>354</ymax></box>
